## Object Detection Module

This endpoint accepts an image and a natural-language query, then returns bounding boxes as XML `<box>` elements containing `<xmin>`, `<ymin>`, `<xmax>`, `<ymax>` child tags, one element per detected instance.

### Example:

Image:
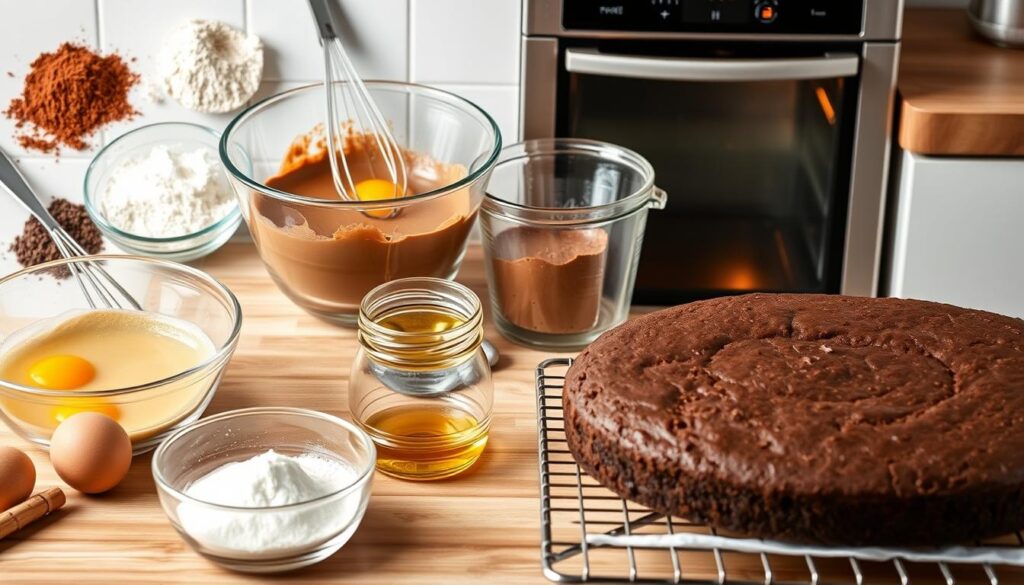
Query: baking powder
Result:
<box><xmin>178</xmin><ymin>450</ymin><xmax>360</xmax><ymax>554</ymax></box>
<box><xmin>159</xmin><ymin>19</ymin><xmax>263</xmax><ymax>114</ymax></box>
<box><xmin>98</xmin><ymin>144</ymin><xmax>235</xmax><ymax>238</ymax></box>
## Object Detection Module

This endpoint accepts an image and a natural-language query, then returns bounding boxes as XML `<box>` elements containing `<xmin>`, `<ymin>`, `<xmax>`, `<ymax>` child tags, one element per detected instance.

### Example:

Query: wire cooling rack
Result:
<box><xmin>535</xmin><ymin>358</ymin><xmax>1024</xmax><ymax>585</ymax></box>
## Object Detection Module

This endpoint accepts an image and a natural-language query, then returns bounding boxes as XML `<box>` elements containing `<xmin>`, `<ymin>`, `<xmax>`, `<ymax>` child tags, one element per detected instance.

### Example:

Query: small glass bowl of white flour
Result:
<box><xmin>85</xmin><ymin>123</ymin><xmax>244</xmax><ymax>262</ymax></box>
<box><xmin>152</xmin><ymin>407</ymin><xmax>376</xmax><ymax>573</ymax></box>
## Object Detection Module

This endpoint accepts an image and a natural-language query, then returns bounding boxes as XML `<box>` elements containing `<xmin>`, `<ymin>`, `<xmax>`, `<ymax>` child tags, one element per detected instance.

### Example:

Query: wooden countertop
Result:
<box><xmin>0</xmin><ymin>244</ymin><xmax>1020</xmax><ymax>584</ymax></box>
<box><xmin>899</xmin><ymin>9</ymin><xmax>1024</xmax><ymax>156</ymax></box>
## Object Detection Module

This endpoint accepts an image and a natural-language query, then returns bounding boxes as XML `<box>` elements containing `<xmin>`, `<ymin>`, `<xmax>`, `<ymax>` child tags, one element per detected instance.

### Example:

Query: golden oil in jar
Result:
<box><xmin>377</xmin><ymin>308</ymin><xmax>465</xmax><ymax>334</ymax></box>
<box><xmin>352</xmin><ymin>278</ymin><xmax>494</xmax><ymax>481</ymax></box>
<box><xmin>365</xmin><ymin>402</ymin><xmax>489</xmax><ymax>480</ymax></box>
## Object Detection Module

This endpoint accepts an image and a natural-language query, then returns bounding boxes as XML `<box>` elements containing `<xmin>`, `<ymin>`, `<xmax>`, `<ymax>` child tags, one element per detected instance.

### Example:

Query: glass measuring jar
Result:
<box><xmin>349</xmin><ymin>278</ymin><xmax>493</xmax><ymax>481</ymax></box>
<box><xmin>480</xmin><ymin>138</ymin><xmax>666</xmax><ymax>350</ymax></box>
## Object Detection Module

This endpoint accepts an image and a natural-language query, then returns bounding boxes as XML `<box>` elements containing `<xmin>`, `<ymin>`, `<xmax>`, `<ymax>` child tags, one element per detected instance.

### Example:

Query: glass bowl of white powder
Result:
<box><xmin>152</xmin><ymin>407</ymin><xmax>376</xmax><ymax>573</ymax></box>
<box><xmin>85</xmin><ymin>123</ymin><xmax>244</xmax><ymax>262</ymax></box>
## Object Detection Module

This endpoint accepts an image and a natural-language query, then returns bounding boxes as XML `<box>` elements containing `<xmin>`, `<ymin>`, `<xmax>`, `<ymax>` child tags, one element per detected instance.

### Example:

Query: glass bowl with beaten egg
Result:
<box><xmin>0</xmin><ymin>255</ymin><xmax>242</xmax><ymax>454</ymax></box>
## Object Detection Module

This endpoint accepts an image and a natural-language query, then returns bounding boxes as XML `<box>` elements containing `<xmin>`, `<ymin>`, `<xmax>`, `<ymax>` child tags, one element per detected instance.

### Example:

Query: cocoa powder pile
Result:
<box><xmin>9</xmin><ymin>198</ymin><xmax>104</xmax><ymax>276</ymax></box>
<box><xmin>4</xmin><ymin>43</ymin><xmax>139</xmax><ymax>154</ymax></box>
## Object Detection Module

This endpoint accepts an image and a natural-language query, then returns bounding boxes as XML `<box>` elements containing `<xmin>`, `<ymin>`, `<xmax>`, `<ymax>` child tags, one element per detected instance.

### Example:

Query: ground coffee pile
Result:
<box><xmin>10</xmin><ymin>199</ymin><xmax>104</xmax><ymax>276</ymax></box>
<box><xmin>4</xmin><ymin>43</ymin><xmax>138</xmax><ymax>153</ymax></box>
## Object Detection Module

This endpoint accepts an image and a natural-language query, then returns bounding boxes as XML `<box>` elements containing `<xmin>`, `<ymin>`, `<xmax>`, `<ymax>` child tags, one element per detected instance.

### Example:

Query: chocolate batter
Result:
<box><xmin>490</xmin><ymin>227</ymin><xmax>608</xmax><ymax>334</ymax></box>
<box><xmin>250</xmin><ymin>131</ymin><xmax>476</xmax><ymax>319</ymax></box>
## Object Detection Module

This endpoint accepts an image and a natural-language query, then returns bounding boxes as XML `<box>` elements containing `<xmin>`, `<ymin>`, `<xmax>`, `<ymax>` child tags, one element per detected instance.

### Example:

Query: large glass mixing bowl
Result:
<box><xmin>220</xmin><ymin>82</ymin><xmax>501</xmax><ymax>326</ymax></box>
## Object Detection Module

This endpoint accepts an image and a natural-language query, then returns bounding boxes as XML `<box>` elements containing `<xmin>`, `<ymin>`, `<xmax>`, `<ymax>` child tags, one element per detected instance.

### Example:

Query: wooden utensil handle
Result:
<box><xmin>0</xmin><ymin>488</ymin><xmax>65</xmax><ymax>539</ymax></box>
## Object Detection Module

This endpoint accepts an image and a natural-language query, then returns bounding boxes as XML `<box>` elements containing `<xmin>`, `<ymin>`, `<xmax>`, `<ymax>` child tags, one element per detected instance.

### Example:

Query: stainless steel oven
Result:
<box><xmin>520</xmin><ymin>0</ymin><xmax>902</xmax><ymax>303</ymax></box>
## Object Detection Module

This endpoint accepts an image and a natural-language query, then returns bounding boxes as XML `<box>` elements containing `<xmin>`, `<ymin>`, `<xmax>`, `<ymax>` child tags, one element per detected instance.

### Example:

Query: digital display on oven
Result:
<box><xmin>562</xmin><ymin>0</ymin><xmax>865</xmax><ymax>35</ymax></box>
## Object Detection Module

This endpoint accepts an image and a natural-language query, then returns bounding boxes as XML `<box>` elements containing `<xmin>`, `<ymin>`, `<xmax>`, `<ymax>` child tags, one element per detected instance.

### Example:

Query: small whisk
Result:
<box><xmin>0</xmin><ymin>149</ymin><xmax>141</xmax><ymax>311</ymax></box>
<box><xmin>307</xmin><ymin>0</ymin><xmax>408</xmax><ymax>208</ymax></box>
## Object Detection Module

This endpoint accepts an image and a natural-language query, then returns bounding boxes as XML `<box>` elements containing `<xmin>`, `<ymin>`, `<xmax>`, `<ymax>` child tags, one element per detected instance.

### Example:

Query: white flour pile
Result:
<box><xmin>177</xmin><ymin>450</ymin><xmax>363</xmax><ymax>554</ymax></box>
<box><xmin>98</xmin><ymin>144</ymin><xmax>236</xmax><ymax>238</ymax></box>
<box><xmin>159</xmin><ymin>19</ymin><xmax>263</xmax><ymax>113</ymax></box>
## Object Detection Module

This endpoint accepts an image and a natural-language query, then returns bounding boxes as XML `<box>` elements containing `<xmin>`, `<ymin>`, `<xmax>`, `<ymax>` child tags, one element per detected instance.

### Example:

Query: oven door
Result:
<box><xmin>552</xmin><ymin>45</ymin><xmax>862</xmax><ymax>304</ymax></box>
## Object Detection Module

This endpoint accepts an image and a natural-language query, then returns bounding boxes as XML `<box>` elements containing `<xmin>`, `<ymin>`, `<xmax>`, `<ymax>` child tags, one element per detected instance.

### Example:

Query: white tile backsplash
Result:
<box><xmin>98</xmin><ymin>0</ymin><xmax>246</xmax><ymax>55</ymax></box>
<box><xmin>247</xmin><ymin>0</ymin><xmax>324</xmax><ymax>82</ymax></box>
<box><xmin>249</xmin><ymin>0</ymin><xmax>409</xmax><ymax>82</ymax></box>
<box><xmin>433</xmin><ymin>84</ymin><xmax>520</xmax><ymax>145</ymax></box>
<box><xmin>410</xmin><ymin>0</ymin><xmax>521</xmax><ymax>85</ymax></box>
<box><xmin>8</xmin><ymin>158</ymin><xmax>91</xmax><ymax>207</ymax></box>
<box><xmin>100</xmin><ymin>86</ymin><xmax>240</xmax><ymax>147</ymax></box>
<box><xmin>249</xmin><ymin>80</ymin><xmax>316</xmax><ymax>104</ymax></box>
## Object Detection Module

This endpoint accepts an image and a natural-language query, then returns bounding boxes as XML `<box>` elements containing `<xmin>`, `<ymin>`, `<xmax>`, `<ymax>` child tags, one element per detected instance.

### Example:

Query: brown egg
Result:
<box><xmin>0</xmin><ymin>446</ymin><xmax>35</xmax><ymax>510</ymax></box>
<box><xmin>50</xmin><ymin>412</ymin><xmax>132</xmax><ymax>494</ymax></box>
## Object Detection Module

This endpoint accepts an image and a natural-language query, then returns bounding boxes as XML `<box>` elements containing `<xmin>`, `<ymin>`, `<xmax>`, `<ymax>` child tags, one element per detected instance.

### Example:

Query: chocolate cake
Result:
<box><xmin>563</xmin><ymin>293</ymin><xmax>1024</xmax><ymax>545</ymax></box>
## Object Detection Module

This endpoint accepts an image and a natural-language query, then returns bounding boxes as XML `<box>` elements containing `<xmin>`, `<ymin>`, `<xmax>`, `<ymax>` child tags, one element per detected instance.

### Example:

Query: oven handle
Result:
<box><xmin>565</xmin><ymin>48</ymin><xmax>859</xmax><ymax>82</ymax></box>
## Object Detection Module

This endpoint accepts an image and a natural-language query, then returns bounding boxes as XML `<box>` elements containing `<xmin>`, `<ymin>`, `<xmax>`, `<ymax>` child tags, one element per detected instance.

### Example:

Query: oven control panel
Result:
<box><xmin>562</xmin><ymin>0</ymin><xmax>864</xmax><ymax>35</ymax></box>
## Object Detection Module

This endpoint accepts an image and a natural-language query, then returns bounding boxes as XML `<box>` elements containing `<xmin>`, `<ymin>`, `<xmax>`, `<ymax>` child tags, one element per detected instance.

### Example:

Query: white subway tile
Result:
<box><xmin>410</xmin><ymin>0</ymin><xmax>520</xmax><ymax>85</ymax></box>
<box><xmin>244</xmin><ymin>80</ymin><xmax>319</xmax><ymax>166</ymax></box>
<box><xmin>433</xmin><ymin>85</ymin><xmax>519</xmax><ymax>146</ymax></box>
<box><xmin>0</xmin><ymin>1</ymin><xmax>99</xmax><ymax>158</ymax></box>
<box><xmin>249</xmin><ymin>0</ymin><xmax>409</xmax><ymax>82</ymax></box>
<box><xmin>248</xmin><ymin>0</ymin><xmax>323</xmax><ymax>81</ymax></box>
<box><xmin>333</xmin><ymin>0</ymin><xmax>409</xmax><ymax>80</ymax></box>
<box><xmin>8</xmin><ymin>157</ymin><xmax>91</xmax><ymax>206</ymax></box>
<box><xmin>96</xmin><ymin>0</ymin><xmax>247</xmax><ymax>143</ymax></box>
<box><xmin>100</xmin><ymin>88</ymin><xmax>240</xmax><ymax>146</ymax></box>
<box><xmin>99</xmin><ymin>0</ymin><xmax>245</xmax><ymax>56</ymax></box>
<box><xmin>250</xmin><ymin>80</ymin><xmax>317</xmax><ymax>103</ymax></box>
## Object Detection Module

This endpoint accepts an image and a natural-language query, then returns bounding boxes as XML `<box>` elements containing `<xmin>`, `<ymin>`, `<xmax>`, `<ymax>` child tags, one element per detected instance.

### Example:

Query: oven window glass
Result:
<box><xmin>567</xmin><ymin>66</ymin><xmax>856</xmax><ymax>304</ymax></box>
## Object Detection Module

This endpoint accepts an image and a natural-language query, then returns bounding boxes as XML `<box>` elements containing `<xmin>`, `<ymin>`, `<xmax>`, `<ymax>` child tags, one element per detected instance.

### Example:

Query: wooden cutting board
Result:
<box><xmin>0</xmin><ymin>244</ymin><xmax>1018</xmax><ymax>584</ymax></box>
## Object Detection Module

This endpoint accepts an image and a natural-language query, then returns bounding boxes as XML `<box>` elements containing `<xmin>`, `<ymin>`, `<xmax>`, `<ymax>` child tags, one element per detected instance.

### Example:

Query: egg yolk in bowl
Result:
<box><xmin>27</xmin><ymin>354</ymin><xmax>96</xmax><ymax>390</ymax></box>
<box><xmin>0</xmin><ymin>309</ymin><xmax>217</xmax><ymax>442</ymax></box>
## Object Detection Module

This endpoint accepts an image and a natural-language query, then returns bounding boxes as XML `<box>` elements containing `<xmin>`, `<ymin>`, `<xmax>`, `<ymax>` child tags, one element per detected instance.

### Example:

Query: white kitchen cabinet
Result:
<box><xmin>886</xmin><ymin>150</ymin><xmax>1024</xmax><ymax>318</ymax></box>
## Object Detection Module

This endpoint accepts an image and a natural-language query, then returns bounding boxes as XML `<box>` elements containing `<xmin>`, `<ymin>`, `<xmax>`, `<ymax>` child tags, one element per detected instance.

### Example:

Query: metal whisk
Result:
<box><xmin>0</xmin><ymin>148</ymin><xmax>141</xmax><ymax>310</ymax></box>
<box><xmin>307</xmin><ymin>0</ymin><xmax>408</xmax><ymax>204</ymax></box>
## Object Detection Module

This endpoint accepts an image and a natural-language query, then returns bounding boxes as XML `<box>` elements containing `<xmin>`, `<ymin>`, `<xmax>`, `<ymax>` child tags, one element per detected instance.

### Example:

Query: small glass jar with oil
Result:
<box><xmin>350</xmin><ymin>277</ymin><xmax>493</xmax><ymax>481</ymax></box>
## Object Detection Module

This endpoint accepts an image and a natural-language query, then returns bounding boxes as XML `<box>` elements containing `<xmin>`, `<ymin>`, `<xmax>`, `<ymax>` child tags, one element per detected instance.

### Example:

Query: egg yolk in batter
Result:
<box><xmin>27</xmin><ymin>355</ymin><xmax>96</xmax><ymax>390</ymax></box>
<box><xmin>354</xmin><ymin>179</ymin><xmax>400</xmax><ymax>218</ymax></box>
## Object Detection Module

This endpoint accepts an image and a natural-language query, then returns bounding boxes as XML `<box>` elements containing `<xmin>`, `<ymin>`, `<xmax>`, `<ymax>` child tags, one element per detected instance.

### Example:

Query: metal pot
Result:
<box><xmin>969</xmin><ymin>0</ymin><xmax>1024</xmax><ymax>47</ymax></box>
